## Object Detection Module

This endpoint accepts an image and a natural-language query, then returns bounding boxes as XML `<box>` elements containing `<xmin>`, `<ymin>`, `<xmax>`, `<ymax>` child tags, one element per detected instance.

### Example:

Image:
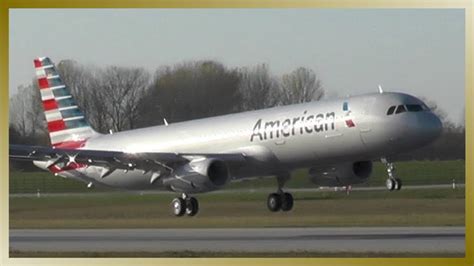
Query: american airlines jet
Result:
<box><xmin>10</xmin><ymin>57</ymin><xmax>442</xmax><ymax>217</ymax></box>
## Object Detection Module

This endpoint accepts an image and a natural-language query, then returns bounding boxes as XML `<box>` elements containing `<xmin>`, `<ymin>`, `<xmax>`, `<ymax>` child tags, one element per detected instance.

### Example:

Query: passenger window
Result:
<box><xmin>406</xmin><ymin>104</ymin><xmax>423</xmax><ymax>112</ymax></box>
<box><xmin>386</xmin><ymin>106</ymin><xmax>396</xmax><ymax>115</ymax></box>
<box><xmin>395</xmin><ymin>105</ymin><xmax>406</xmax><ymax>114</ymax></box>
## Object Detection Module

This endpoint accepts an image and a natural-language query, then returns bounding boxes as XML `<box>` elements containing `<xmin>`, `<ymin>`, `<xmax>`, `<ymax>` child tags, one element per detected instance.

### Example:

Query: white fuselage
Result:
<box><xmin>36</xmin><ymin>92</ymin><xmax>442</xmax><ymax>191</ymax></box>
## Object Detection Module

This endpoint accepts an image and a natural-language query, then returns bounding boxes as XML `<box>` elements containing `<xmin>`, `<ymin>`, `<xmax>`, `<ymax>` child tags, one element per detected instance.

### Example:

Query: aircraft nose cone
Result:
<box><xmin>419</xmin><ymin>112</ymin><xmax>442</xmax><ymax>143</ymax></box>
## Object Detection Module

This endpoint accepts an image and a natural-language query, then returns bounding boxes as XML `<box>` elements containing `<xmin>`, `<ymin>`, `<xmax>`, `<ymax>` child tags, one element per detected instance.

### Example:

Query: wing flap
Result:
<box><xmin>9</xmin><ymin>144</ymin><xmax>246</xmax><ymax>174</ymax></box>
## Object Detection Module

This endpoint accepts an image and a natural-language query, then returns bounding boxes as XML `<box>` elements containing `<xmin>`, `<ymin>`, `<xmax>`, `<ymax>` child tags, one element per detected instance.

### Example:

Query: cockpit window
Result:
<box><xmin>386</xmin><ymin>106</ymin><xmax>396</xmax><ymax>115</ymax></box>
<box><xmin>395</xmin><ymin>105</ymin><xmax>406</xmax><ymax>114</ymax></box>
<box><xmin>406</xmin><ymin>104</ymin><xmax>423</xmax><ymax>112</ymax></box>
<box><xmin>388</xmin><ymin>104</ymin><xmax>426</xmax><ymax>115</ymax></box>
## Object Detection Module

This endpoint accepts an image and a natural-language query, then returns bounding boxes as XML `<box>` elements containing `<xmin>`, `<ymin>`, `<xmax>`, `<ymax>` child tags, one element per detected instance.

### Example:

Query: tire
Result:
<box><xmin>386</xmin><ymin>178</ymin><xmax>395</xmax><ymax>191</ymax></box>
<box><xmin>185</xmin><ymin>197</ymin><xmax>199</xmax><ymax>216</ymax></box>
<box><xmin>281</xmin><ymin>192</ymin><xmax>294</xmax><ymax>212</ymax></box>
<box><xmin>171</xmin><ymin>198</ymin><xmax>185</xmax><ymax>217</ymax></box>
<box><xmin>267</xmin><ymin>193</ymin><xmax>282</xmax><ymax>212</ymax></box>
<box><xmin>395</xmin><ymin>178</ymin><xmax>402</xmax><ymax>191</ymax></box>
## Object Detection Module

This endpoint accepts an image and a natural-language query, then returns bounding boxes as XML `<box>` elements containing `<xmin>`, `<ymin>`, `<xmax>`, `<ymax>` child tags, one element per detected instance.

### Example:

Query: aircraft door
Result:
<box><xmin>358</xmin><ymin>96</ymin><xmax>377</xmax><ymax>146</ymax></box>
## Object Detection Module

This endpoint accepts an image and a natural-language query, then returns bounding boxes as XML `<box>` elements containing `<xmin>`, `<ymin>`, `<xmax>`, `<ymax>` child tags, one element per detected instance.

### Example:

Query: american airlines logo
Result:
<box><xmin>250</xmin><ymin>111</ymin><xmax>336</xmax><ymax>142</ymax></box>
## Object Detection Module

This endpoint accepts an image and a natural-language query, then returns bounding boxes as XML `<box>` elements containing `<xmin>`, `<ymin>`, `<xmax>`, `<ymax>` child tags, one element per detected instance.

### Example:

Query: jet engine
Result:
<box><xmin>163</xmin><ymin>158</ymin><xmax>230</xmax><ymax>193</ymax></box>
<box><xmin>309</xmin><ymin>161</ymin><xmax>372</xmax><ymax>187</ymax></box>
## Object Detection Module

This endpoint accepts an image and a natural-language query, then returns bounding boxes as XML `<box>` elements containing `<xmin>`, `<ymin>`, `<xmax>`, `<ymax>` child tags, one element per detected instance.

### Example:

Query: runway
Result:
<box><xmin>10</xmin><ymin>227</ymin><xmax>464</xmax><ymax>254</ymax></box>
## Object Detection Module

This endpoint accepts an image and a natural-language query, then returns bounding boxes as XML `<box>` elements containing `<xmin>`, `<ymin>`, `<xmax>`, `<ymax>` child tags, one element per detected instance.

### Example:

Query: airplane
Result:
<box><xmin>9</xmin><ymin>57</ymin><xmax>443</xmax><ymax>217</ymax></box>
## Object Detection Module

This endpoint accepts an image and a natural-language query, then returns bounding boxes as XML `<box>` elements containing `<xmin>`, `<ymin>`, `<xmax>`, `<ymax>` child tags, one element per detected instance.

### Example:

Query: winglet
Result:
<box><xmin>378</xmin><ymin>85</ymin><xmax>384</xmax><ymax>94</ymax></box>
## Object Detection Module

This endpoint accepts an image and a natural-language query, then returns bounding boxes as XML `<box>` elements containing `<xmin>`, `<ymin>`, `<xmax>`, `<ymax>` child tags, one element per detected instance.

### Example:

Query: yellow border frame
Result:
<box><xmin>1</xmin><ymin>1</ymin><xmax>472</xmax><ymax>265</ymax></box>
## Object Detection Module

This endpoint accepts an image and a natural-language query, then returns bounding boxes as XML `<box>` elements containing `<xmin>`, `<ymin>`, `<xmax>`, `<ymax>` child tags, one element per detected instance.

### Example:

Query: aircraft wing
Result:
<box><xmin>9</xmin><ymin>144</ymin><xmax>246</xmax><ymax>177</ymax></box>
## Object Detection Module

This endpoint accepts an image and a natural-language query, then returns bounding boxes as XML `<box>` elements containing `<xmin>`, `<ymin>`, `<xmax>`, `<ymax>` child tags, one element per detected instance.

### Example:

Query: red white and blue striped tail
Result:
<box><xmin>34</xmin><ymin>57</ymin><xmax>99</xmax><ymax>149</ymax></box>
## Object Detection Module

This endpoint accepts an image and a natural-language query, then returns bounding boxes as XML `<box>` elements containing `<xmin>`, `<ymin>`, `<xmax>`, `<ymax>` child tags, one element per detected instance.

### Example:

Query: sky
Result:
<box><xmin>9</xmin><ymin>9</ymin><xmax>465</xmax><ymax>124</ymax></box>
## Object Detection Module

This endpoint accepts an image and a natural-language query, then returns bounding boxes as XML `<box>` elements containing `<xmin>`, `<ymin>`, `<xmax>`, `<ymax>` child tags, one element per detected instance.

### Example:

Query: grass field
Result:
<box><xmin>9</xmin><ymin>160</ymin><xmax>465</xmax><ymax>258</ymax></box>
<box><xmin>9</xmin><ymin>160</ymin><xmax>466</xmax><ymax>193</ymax></box>
<box><xmin>10</xmin><ymin>188</ymin><xmax>464</xmax><ymax>229</ymax></box>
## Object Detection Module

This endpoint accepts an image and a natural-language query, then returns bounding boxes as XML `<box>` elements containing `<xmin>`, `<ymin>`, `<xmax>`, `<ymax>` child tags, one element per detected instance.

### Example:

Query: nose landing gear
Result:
<box><xmin>267</xmin><ymin>174</ymin><xmax>294</xmax><ymax>212</ymax></box>
<box><xmin>382</xmin><ymin>158</ymin><xmax>402</xmax><ymax>191</ymax></box>
<box><xmin>171</xmin><ymin>193</ymin><xmax>199</xmax><ymax>217</ymax></box>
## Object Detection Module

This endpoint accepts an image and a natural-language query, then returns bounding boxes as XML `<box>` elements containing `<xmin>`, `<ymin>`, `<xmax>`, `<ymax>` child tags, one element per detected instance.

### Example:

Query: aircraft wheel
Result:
<box><xmin>395</xmin><ymin>178</ymin><xmax>402</xmax><ymax>191</ymax></box>
<box><xmin>267</xmin><ymin>193</ymin><xmax>282</xmax><ymax>212</ymax></box>
<box><xmin>185</xmin><ymin>197</ymin><xmax>199</xmax><ymax>216</ymax></box>
<box><xmin>171</xmin><ymin>197</ymin><xmax>186</xmax><ymax>217</ymax></box>
<box><xmin>281</xmin><ymin>192</ymin><xmax>294</xmax><ymax>212</ymax></box>
<box><xmin>386</xmin><ymin>178</ymin><xmax>396</xmax><ymax>191</ymax></box>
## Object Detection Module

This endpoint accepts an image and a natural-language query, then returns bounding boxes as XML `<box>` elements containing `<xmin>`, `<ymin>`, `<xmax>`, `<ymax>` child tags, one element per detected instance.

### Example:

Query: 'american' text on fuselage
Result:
<box><xmin>250</xmin><ymin>111</ymin><xmax>336</xmax><ymax>142</ymax></box>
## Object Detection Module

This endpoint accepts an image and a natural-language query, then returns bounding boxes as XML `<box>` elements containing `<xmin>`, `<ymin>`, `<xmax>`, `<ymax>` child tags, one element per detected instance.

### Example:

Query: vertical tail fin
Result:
<box><xmin>34</xmin><ymin>57</ymin><xmax>98</xmax><ymax>149</ymax></box>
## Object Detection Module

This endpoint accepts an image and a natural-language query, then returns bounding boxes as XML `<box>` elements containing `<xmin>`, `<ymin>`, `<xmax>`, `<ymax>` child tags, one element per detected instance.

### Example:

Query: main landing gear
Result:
<box><xmin>381</xmin><ymin>158</ymin><xmax>402</xmax><ymax>191</ymax></box>
<box><xmin>267</xmin><ymin>191</ymin><xmax>294</xmax><ymax>212</ymax></box>
<box><xmin>171</xmin><ymin>193</ymin><xmax>199</xmax><ymax>217</ymax></box>
<box><xmin>267</xmin><ymin>174</ymin><xmax>294</xmax><ymax>212</ymax></box>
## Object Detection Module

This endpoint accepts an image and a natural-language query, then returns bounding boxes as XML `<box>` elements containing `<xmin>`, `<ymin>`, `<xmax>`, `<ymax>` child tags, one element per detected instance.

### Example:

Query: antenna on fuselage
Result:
<box><xmin>378</xmin><ymin>85</ymin><xmax>384</xmax><ymax>94</ymax></box>
<box><xmin>163</xmin><ymin>118</ymin><xmax>169</xmax><ymax>126</ymax></box>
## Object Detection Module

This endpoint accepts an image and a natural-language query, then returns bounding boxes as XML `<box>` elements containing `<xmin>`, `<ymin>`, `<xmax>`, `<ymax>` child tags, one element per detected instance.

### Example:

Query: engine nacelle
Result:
<box><xmin>309</xmin><ymin>161</ymin><xmax>372</xmax><ymax>187</ymax></box>
<box><xmin>163</xmin><ymin>158</ymin><xmax>230</xmax><ymax>193</ymax></box>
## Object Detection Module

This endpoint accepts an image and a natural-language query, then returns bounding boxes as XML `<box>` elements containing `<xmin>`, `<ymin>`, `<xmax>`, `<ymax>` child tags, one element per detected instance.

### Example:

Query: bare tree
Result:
<box><xmin>96</xmin><ymin>66</ymin><xmax>150</xmax><ymax>132</ymax></box>
<box><xmin>56</xmin><ymin>60</ymin><xmax>118</xmax><ymax>133</ymax></box>
<box><xmin>9</xmin><ymin>85</ymin><xmax>30</xmax><ymax>137</ymax></box>
<box><xmin>9</xmin><ymin>82</ymin><xmax>46</xmax><ymax>138</ymax></box>
<box><xmin>238</xmin><ymin>64</ymin><xmax>279</xmax><ymax>111</ymax></box>
<box><xmin>138</xmin><ymin>61</ymin><xmax>241</xmax><ymax>125</ymax></box>
<box><xmin>459</xmin><ymin>107</ymin><xmax>465</xmax><ymax>129</ymax></box>
<box><xmin>57</xmin><ymin>60</ymin><xmax>92</xmax><ymax>116</ymax></box>
<box><xmin>28</xmin><ymin>80</ymin><xmax>46</xmax><ymax>137</ymax></box>
<box><xmin>279</xmin><ymin>67</ymin><xmax>324</xmax><ymax>105</ymax></box>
